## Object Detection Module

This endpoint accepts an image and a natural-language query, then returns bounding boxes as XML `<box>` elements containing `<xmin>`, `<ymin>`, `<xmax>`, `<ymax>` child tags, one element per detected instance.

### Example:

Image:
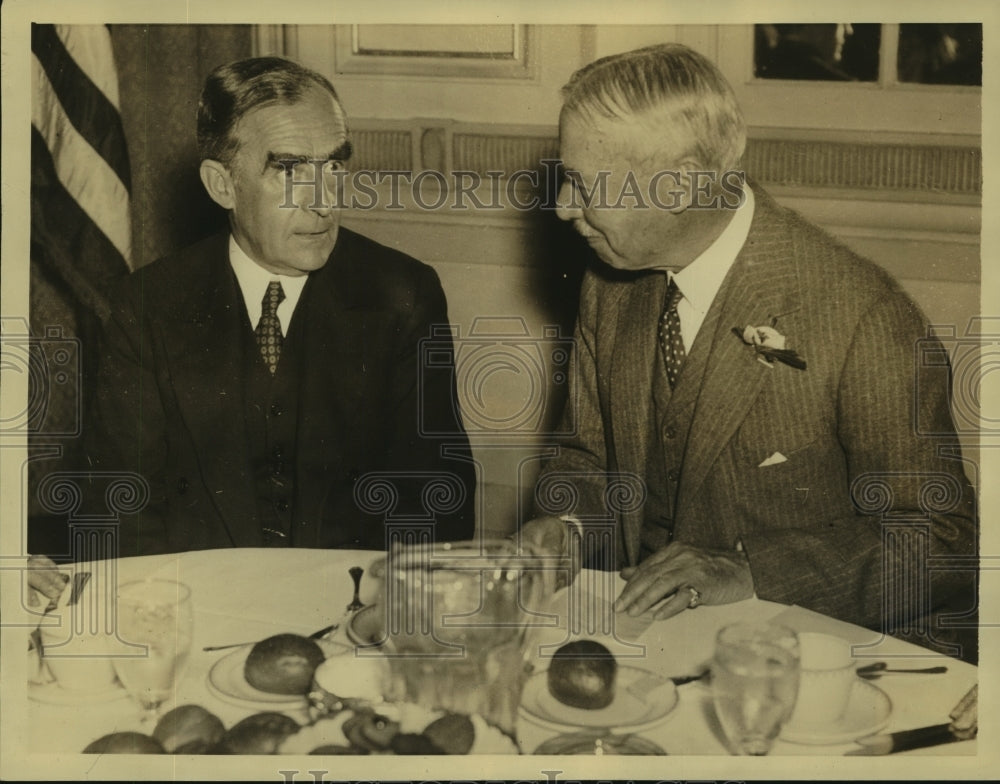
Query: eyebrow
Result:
<box><xmin>265</xmin><ymin>140</ymin><xmax>354</xmax><ymax>170</ymax></box>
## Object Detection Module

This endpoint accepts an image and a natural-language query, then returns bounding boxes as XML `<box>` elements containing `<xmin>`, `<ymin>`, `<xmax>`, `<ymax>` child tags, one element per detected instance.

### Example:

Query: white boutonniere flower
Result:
<box><xmin>732</xmin><ymin>321</ymin><xmax>807</xmax><ymax>370</ymax></box>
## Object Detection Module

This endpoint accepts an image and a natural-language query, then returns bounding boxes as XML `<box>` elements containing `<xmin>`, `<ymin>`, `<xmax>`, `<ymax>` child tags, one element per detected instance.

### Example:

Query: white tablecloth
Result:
<box><xmin>19</xmin><ymin>548</ymin><xmax>978</xmax><ymax>775</ymax></box>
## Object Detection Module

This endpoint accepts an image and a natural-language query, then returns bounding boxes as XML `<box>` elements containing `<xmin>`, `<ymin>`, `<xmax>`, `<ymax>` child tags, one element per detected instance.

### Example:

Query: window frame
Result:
<box><xmin>715</xmin><ymin>24</ymin><xmax>981</xmax><ymax>139</ymax></box>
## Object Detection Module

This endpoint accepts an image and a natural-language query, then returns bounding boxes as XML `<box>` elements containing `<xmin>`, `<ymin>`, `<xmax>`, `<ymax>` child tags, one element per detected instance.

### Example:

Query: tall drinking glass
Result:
<box><xmin>712</xmin><ymin>622</ymin><xmax>800</xmax><ymax>755</ymax></box>
<box><xmin>381</xmin><ymin>539</ymin><xmax>551</xmax><ymax>739</ymax></box>
<box><xmin>112</xmin><ymin>579</ymin><xmax>193</xmax><ymax>722</ymax></box>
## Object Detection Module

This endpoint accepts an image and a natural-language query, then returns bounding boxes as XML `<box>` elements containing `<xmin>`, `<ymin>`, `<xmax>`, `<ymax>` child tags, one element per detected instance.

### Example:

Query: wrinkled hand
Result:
<box><xmin>517</xmin><ymin>516</ymin><xmax>582</xmax><ymax>590</ymax></box>
<box><xmin>949</xmin><ymin>684</ymin><xmax>977</xmax><ymax>740</ymax></box>
<box><xmin>615</xmin><ymin>542</ymin><xmax>754</xmax><ymax>619</ymax></box>
<box><xmin>26</xmin><ymin>554</ymin><xmax>69</xmax><ymax>608</ymax></box>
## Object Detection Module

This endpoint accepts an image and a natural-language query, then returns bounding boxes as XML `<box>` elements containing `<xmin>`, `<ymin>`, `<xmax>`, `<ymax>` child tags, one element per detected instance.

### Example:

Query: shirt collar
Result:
<box><xmin>228</xmin><ymin>237</ymin><xmax>310</xmax><ymax>330</ymax></box>
<box><xmin>228</xmin><ymin>236</ymin><xmax>309</xmax><ymax>305</ymax></box>
<box><xmin>671</xmin><ymin>184</ymin><xmax>755</xmax><ymax>313</ymax></box>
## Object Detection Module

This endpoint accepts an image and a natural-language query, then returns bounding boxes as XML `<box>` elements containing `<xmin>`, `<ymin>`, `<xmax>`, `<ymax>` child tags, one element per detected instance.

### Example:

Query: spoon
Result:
<box><xmin>346</xmin><ymin>566</ymin><xmax>366</xmax><ymax>613</ymax></box>
<box><xmin>856</xmin><ymin>662</ymin><xmax>948</xmax><ymax>678</ymax></box>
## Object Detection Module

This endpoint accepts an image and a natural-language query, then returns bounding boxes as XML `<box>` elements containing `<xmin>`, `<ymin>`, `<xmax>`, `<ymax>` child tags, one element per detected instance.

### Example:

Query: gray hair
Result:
<box><xmin>561</xmin><ymin>43</ymin><xmax>746</xmax><ymax>173</ymax></box>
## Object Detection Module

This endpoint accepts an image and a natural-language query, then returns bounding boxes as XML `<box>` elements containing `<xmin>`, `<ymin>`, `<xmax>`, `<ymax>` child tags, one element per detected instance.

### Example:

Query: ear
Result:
<box><xmin>670</xmin><ymin>158</ymin><xmax>708</xmax><ymax>214</ymax></box>
<box><xmin>199</xmin><ymin>159</ymin><xmax>236</xmax><ymax>210</ymax></box>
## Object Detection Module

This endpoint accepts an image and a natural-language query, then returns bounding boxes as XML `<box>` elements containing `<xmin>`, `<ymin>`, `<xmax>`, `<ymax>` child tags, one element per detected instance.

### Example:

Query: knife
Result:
<box><xmin>202</xmin><ymin>622</ymin><xmax>340</xmax><ymax>652</ymax></box>
<box><xmin>845</xmin><ymin>723</ymin><xmax>971</xmax><ymax>755</ymax></box>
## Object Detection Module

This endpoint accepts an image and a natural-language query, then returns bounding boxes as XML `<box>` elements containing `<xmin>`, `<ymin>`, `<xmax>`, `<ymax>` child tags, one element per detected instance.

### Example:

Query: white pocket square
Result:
<box><xmin>758</xmin><ymin>451</ymin><xmax>788</xmax><ymax>467</ymax></box>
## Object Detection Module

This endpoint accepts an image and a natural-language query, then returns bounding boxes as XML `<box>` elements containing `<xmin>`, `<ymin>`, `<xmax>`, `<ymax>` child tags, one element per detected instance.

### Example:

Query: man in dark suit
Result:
<box><xmin>88</xmin><ymin>57</ymin><xmax>475</xmax><ymax>555</ymax></box>
<box><xmin>521</xmin><ymin>44</ymin><xmax>977</xmax><ymax>660</ymax></box>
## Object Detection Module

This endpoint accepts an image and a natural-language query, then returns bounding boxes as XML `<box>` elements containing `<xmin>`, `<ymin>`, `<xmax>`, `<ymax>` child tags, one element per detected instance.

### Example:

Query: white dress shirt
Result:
<box><xmin>229</xmin><ymin>236</ymin><xmax>309</xmax><ymax>336</ymax></box>
<box><xmin>670</xmin><ymin>185</ymin><xmax>755</xmax><ymax>352</ymax></box>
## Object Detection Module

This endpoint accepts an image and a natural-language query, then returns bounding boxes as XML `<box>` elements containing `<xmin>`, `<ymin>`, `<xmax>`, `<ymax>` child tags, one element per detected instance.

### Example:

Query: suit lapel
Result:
<box><xmin>292</xmin><ymin>255</ymin><xmax>371</xmax><ymax>535</ymax></box>
<box><xmin>609</xmin><ymin>272</ymin><xmax>663</xmax><ymax>565</ymax></box>
<box><xmin>162</xmin><ymin>237</ymin><xmax>259</xmax><ymax>545</ymax></box>
<box><xmin>675</xmin><ymin>194</ymin><xmax>803</xmax><ymax>525</ymax></box>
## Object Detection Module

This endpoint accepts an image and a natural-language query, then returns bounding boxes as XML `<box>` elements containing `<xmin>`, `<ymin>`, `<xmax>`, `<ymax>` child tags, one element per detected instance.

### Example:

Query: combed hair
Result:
<box><xmin>561</xmin><ymin>43</ymin><xmax>746</xmax><ymax>173</ymax></box>
<box><xmin>197</xmin><ymin>57</ymin><xmax>345</xmax><ymax>164</ymax></box>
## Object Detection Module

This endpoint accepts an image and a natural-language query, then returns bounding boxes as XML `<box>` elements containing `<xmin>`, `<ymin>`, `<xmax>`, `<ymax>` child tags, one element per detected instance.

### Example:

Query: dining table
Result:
<box><xmin>16</xmin><ymin>547</ymin><xmax>979</xmax><ymax>780</ymax></box>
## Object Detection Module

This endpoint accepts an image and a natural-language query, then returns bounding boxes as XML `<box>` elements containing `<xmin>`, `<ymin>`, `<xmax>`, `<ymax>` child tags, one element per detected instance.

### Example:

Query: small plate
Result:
<box><xmin>519</xmin><ymin>666</ymin><xmax>678</xmax><ymax>732</ymax></box>
<box><xmin>206</xmin><ymin>639</ymin><xmax>352</xmax><ymax>711</ymax></box>
<box><xmin>28</xmin><ymin>679</ymin><xmax>128</xmax><ymax>706</ymax></box>
<box><xmin>534</xmin><ymin>731</ymin><xmax>667</xmax><ymax>755</ymax></box>
<box><xmin>346</xmin><ymin>604</ymin><xmax>386</xmax><ymax>648</ymax></box>
<box><xmin>782</xmin><ymin>679</ymin><xmax>892</xmax><ymax>745</ymax></box>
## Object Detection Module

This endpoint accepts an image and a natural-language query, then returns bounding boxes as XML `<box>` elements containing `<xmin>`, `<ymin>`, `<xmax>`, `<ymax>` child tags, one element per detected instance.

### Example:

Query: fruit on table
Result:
<box><xmin>279</xmin><ymin>705</ymin><xmax>505</xmax><ymax>755</ymax></box>
<box><xmin>547</xmin><ymin>639</ymin><xmax>618</xmax><ymax>710</ymax></box>
<box><xmin>423</xmin><ymin>713</ymin><xmax>475</xmax><ymax>754</ymax></box>
<box><xmin>152</xmin><ymin>704</ymin><xmax>225</xmax><ymax>753</ymax></box>
<box><xmin>83</xmin><ymin>732</ymin><xmax>165</xmax><ymax>754</ymax></box>
<box><xmin>390</xmin><ymin>732</ymin><xmax>445</xmax><ymax>754</ymax></box>
<box><xmin>342</xmin><ymin>710</ymin><xmax>401</xmax><ymax>751</ymax></box>
<box><xmin>217</xmin><ymin>711</ymin><xmax>301</xmax><ymax>754</ymax></box>
<box><xmin>244</xmin><ymin>633</ymin><xmax>326</xmax><ymax>695</ymax></box>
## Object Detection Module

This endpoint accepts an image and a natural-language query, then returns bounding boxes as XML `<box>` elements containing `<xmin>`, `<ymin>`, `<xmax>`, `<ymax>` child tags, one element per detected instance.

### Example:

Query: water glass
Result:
<box><xmin>712</xmin><ymin>622</ymin><xmax>800</xmax><ymax>755</ymax></box>
<box><xmin>112</xmin><ymin>579</ymin><xmax>193</xmax><ymax>721</ymax></box>
<box><xmin>381</xmin><ymin>539</ymin><xmax>550</xmax><ymax>738</ymax></box>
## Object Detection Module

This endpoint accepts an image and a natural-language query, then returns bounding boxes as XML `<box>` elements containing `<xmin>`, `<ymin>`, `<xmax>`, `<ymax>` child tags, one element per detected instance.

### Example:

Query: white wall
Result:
<box><xmin>275</xmin><ymin>23</ymin><xmax>982</xmax><ymax>535</ymax></box>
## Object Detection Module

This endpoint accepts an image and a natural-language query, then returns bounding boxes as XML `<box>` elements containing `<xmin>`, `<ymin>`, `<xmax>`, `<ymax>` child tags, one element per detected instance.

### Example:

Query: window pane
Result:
<box><xmin>898</xmin><ymin>24</ymin><xmax>982</xmax><ymax>85</ymax></box>
<box><xmin>754</xmin><ymin>24</ymin><xmax>880</xmax><ymax>81</ymax></box>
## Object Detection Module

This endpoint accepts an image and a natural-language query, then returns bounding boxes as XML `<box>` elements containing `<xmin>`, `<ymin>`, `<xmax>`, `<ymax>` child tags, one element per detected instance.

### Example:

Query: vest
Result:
<box><xmin>639</xmin><ymin>276</ymin><xmax>717</xmax><ymax>562</ymax></box>
<box><xmin>242</xmin><ymin>288</ymin><xmax>306</xmax><ymax>547</ymax></box>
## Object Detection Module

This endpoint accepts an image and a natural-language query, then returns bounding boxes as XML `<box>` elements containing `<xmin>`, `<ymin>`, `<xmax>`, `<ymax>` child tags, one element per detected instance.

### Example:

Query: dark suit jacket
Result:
<box><xmin>535</xmin><ymin>186</ymin><xmax>977</xmax><ymax>654</ymax></box>
<box><xmin>89</xmin><ymin>228</ymin><xmax>475</xmax><ymax>555</ymax></box>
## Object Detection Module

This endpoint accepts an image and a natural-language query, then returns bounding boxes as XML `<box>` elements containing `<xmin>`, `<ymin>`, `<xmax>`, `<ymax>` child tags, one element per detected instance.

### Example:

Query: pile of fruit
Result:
<box><xmin>82</xmin><ymin>631</ymin><xmax>517</xmax><ymax>754</ymax></box>
<box><xmin>82</xmin><ymin>703</ymin><xmax>517</xmax><ymax>755</ymax></box>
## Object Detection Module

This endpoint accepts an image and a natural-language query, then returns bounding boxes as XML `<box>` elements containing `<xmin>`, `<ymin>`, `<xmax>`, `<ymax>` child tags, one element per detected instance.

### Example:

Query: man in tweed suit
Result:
<box><xmin>522</xmin><ymin>44</ymin><xmax>977</xmax><ymax>660</ymax></box>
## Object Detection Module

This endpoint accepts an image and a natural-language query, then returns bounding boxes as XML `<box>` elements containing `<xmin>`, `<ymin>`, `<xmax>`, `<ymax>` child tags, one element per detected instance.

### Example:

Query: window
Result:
<box><xmin>715</xmin><ymin>24</ymin><xmax>982</xmax><ymax>137</ymax></box>
<box><xmin>753</xmin><ymin>23</ymin><xmax>981</xmax><ymax>86</ymax></box>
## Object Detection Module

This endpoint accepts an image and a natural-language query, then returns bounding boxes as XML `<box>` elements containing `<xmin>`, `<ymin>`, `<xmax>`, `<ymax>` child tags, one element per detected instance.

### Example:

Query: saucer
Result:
<box><xmin>206</xmin><ymin>639</ymin><xmax>352</xmax><ymax>711</ymax></box>
<box><xmin>782</xmin><ymin>679</ymin><xmax>892</xmax><ymax>745</ymax></box>
<box><xmin>534</xmin><ymin>731</ymin><xmax>667</xmax><ymax>755</ymax></box>
<box><xmin>28</xmin><ymin>679</ymin><xmax>129</xmax><ymax>706</ymax></box>
<box><xmin>519</xmin><ymin>665</ymin><xmax>678</xmax><ymax>732</ymax></box>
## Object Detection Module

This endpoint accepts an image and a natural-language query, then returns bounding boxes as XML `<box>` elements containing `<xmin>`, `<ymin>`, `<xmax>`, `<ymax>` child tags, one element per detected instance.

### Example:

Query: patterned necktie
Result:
<box><xmin>255</xmin><ymin>281</ymin><xmax>285</xmax><ymax>375</ymax></box>
<box><xmin>658</xmin><ymin>277</ymin><xmax>685</xmax><ymax>388</ymax></box>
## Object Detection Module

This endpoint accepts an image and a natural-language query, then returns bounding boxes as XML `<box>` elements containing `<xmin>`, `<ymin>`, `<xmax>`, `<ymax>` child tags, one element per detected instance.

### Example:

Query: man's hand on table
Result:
<box><xmin>616</xmin><ymin>542</ymin><xmax>754</xmax><ymax>619</ymax></box>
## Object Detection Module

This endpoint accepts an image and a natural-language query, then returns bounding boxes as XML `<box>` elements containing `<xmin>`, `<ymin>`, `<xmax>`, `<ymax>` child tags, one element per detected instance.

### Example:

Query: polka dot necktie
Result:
<box><xmin>658</xmin><ymin>277</ymin><xmax>685</xmax><ymax>388</ymax></box>
<box><xmin>255</xmin><ymin>281</ymin><xmax>285</xmax><ymax>375</ymax></box>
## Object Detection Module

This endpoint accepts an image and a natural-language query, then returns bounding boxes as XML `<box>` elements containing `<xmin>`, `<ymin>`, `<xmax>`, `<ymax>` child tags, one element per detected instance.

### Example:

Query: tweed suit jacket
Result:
<box><xmin>536</xmin><ymin>186</ymin><xmax>977</xmax><ymax>640</ymax></box>
<box><xmin>88</xmin><ymin>228</ymin><xmax>475</xmax><ymax>556</ymax></box>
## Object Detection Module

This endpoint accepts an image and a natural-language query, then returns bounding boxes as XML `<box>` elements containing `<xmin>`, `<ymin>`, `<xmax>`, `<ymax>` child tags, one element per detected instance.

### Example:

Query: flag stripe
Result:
<box><xmin>54</xmin><ymin>24</ymin><xmax>121</xmax><ymax>108</ymax></box>
<box><xmin>31</xmin><ymin>126</ymin><xmax>126</xmax><ymax>318</ymax></box>
<box><xmin>31</xmin><ymin>23</ymin><xmax>131</xmax><ymax>191</ymax></box>
<box><xmin>32</xmin><ymin>54</ymin><xmax>132</xmax><ymax>263</ymax></box>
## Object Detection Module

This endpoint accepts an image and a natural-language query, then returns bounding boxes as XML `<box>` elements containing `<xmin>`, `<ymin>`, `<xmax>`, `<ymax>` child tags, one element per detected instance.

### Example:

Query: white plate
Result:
<box><xmin>782</xmin><ymin>679</ymin><xmax>892</xmax><ymax>745</ymax></box>
<box><xmin>519</xmin><ymin>666</ymin><xmax>678</xmax><ymax>732</ymax></box>
<box><xmin>206</xmin><ymin>639</ymin><xmax>352</xmax><ymax>711</ymax></box>
<box><xmin>28</xmin><ymin>679</ymin><xmax>129</xmax><ymax>706</ymax></box>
